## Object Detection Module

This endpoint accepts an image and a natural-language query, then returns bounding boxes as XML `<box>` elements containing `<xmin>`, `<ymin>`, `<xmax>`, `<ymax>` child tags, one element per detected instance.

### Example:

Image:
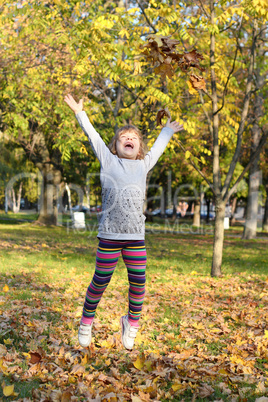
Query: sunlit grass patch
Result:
<box><xmin>0</xmin><ymin>221</ymin><xmax>267</xmax><ymax>401</ymax></box>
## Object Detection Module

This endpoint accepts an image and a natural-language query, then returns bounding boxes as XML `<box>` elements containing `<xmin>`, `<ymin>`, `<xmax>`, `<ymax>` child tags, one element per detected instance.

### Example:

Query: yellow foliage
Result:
<box><xmin>2</xmin><ymin>383</ymin><xmax>18</xmax><ymax>397</ymax></box>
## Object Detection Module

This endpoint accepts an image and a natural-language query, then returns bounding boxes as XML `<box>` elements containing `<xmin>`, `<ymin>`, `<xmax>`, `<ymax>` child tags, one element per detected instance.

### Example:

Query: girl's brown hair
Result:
<box><xmin>108</xmin><ymin>125</ymin><xmax>147</xmax><ymax>160</ymax></box>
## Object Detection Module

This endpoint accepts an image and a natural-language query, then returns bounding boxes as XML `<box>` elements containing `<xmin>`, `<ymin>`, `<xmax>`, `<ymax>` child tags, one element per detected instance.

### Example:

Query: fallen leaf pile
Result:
<box><xmin>0</xmin><ymin>233</ymin><xmax>267</xmax><ymax>401</ymax></box>
<box><xmin>141</xmin><ymin>34</ymin><xmax>206</xmax><ymax>91</ymax></box>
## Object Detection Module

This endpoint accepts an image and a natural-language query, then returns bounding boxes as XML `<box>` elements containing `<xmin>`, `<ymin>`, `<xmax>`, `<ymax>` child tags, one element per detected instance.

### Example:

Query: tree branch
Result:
<box><xmin>137</xmin><ymin>1</ymin><xmax>157</xmax><ymax>33</ymax></box>
<box><xmin>199</xmin><ymin>90</ymin><xmax>213</xmax><ymax>140</ymax></box>
<box><xmin>198</xmin><ymin>0</ymin><xmax>209</xmax><ymax>18</ymax></box>
<box><xmin>214</xmin><ymin>16</ymin><xmax>243</xmax><ymax>116</ymax></box>
<box><xmin>173</xmin><ymin>138</ymin><xmax>215</xmax><ymax>195</ymax></box>
<box><xmin>225</xmin><ymin>129</ymin><xmax>268</xmax><ymax>201</ymax></box>
<box><xmin>221</xmin><ymin>19</ymin><xmax>257</xmax><ymax>198</ymax></box>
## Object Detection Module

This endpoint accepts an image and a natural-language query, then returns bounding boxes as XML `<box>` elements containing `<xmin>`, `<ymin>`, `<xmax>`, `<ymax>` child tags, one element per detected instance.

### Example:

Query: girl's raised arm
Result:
<box><xmin>144</xmin><ymin>119</ymin><xmax>184</xmax><ymax>173</ymax></box>
<box><xmin>64</xmin><ymin>94</ymin><xmax>112</xmax><ymax>167</ymax></box>
<box><xmin>64</xmin><ymin>94</ymin><xmax>84</xmax><ymax>115</ymax></box>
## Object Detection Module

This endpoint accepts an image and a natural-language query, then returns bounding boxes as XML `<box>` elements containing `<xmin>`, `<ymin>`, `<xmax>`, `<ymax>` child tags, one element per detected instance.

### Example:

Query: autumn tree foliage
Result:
<box><xmin>171</xmin><ymin>1</ymin><xmax>268</xmax><ymax>276</ymax></box>
<box><xmin>0</xmin><ymin>0</ymin><xmax>267</xmax><ymax>275</ymax></box>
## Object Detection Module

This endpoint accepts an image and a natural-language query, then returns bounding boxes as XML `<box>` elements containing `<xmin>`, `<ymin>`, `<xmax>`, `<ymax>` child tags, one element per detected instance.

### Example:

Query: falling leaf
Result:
<box><xmin>141</xmin><ymin>34</ymin><xmax>205</xmax><ymax>83</ymax></box>
<box><xmin>189</xmin><ymin>74</ymin><xmax>206</xmax><ymax>91</ymax></box>
<box><xmin>156</xmin><ymin>107</ymin><xmax>171</xmax><ymax>127</ymax></box>
<box><xmin>187</xmin><ymin>80</ymin><xmax>198</xmax><ymax>95</ymax></box>
<box><xmin>181</xmin><ymin>49</ymin><xmax>205</xmax><ymax>72</ymax></box>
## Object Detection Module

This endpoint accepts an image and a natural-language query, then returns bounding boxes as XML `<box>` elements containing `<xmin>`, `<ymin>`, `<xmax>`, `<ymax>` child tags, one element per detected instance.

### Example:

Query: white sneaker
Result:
<box><xmin>120</xmin><ymin>315</ymin><xmax>139</xmax><ymax>350</ymax></box>
<box><xmin>78</xmin><ymin>322</ymin><xmax>92</xmax><ymax>347</ymax></box>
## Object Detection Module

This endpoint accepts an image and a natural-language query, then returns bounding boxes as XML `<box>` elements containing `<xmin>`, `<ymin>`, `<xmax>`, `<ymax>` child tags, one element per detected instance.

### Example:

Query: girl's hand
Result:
<box><xmin>64</xmin><ymin>94</ymin><xmax>83</xmax><ymax>114</ymax></box>
<box><xmin>165</xmin><ymin>118</ymin><xmax>184</xmax><ymax>133</ymax></box>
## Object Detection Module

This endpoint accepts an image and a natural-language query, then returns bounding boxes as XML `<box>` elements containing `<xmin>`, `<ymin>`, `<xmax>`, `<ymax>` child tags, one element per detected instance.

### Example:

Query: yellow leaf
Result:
<box><xmin>144</xmin><ymin>360</ymin><xmax>153</xmax><ymax>372</ymax></box>
<box><xmin>81</xmin><ymin>353</ymin><xmax>88</xmax><ymax>366</ymax></box>
<box><xmin>3</xmin><ymin>285</ymin><xmax>9</xmax><ymax>292</ymax></box>
<box><xmin>190</xmin><ymin>270</ymin><xmax>198</xmax><ymax>275</ymax></box>
<box><xmin>133</xmin><ymin>355</ymin><xmax>145</xmax><ymax>370</ymax></box>
<box><xmin>264</xmin><ymin>330</ymin><xmax>268</xmax><ymax>339</ymax></box>
<box><xmin>3</xmin><ymin>384</ymin><xmax>15</xmax><ymax>397</ymax></box>
<box><xmin>192</xmin><ymin>322</ymin><xmax>205</xmax><ymax>330</ymax></box>
<box><xmin>187</xmin><ymin>80</ymin><xmax>197</xmax><ymax>95</ymax></box>
<box><xmin>185</xmin><ymin>150</ymin><xmax>191</xmax><ymax>159</ymax></box>
<box><xmin>3</xmin><ymin>339</ymin><xmax>13</xmax><ymax>345</ymax></box>
<box><xmin>172</xmin><ymin>382</ymin><xmax>183</xmax><ymax>391</ymax></box>
<box><xmin>68</xmin><ymin>376</ymin><xmax>76</xmax><ymax>384</ymax></box>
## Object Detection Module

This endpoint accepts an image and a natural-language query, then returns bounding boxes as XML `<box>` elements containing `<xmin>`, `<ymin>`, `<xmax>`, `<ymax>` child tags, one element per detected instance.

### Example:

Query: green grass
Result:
<box><xmin>0</xmin><ymin>219</ymin><xmax>267</xmax><ymax>401</ymax></box>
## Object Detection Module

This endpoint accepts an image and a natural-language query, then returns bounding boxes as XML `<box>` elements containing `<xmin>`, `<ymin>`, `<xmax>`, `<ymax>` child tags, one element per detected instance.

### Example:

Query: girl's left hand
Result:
<box><xmin>64</xmin><ymin>94</ymin><xmax>83</xmax><ymax>115</ymax></box>
<box><xmin>165</xmin><ymin>118</ymin><xmax>184</xmax><ymax>133</ymax></box>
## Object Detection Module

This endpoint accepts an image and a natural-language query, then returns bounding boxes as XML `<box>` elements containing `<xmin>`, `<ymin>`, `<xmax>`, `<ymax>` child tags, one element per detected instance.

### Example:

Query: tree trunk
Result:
<box><xmin>243</xmin><ymin>170</ymin><xmax>260</xmax><ymax>239</ymax></box>
<box><xmin>37</xmin><ymin>165</ymin><xmax>61</xmax><ymax>225</ymax></box>
<box><xmin>230</xmin><ymin>196</ymin><xmax>237</xmax><ymax>226</ymax></box>
<box><xmin>242</xmin><ymin>25</ymin><xmax>264</xmax><ymax>239</ymax></box>
<box><xmin>206</xmin><ymin>198</ymin><xmax>210</xmax><ymax>223</ymax></box>
<box><xmin>193</xmin><ymin>200</ymin><xmax>200</xmax><ymax>227</ymax></box>
<box><xmin>211</xmin><ymin>199</ymin><xmax>226</xmax><ymax>277</ymax></box>
<box><xmin>12</xmin><ymin>181</ymin><xmax>23</xmax><ymax>213</ymax></box>
<box><xmin>263</xmin><ymin>184</ymin><xmax>268</xmax><ymax>232</ymax></box>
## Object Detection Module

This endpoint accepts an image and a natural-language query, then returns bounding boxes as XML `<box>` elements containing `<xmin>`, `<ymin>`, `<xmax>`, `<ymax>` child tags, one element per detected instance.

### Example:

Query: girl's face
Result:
<box><xmin>116</xmin><ymin>131</ymin><xmax>141</xmax><ymax>160</ymax></box>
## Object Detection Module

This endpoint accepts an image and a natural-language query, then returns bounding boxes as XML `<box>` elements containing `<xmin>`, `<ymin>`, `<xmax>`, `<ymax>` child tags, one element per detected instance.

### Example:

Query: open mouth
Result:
<box><xmin>125</xmin><ymin>143</ymin><xmax>134</xmax><ymax>149</ymax></box>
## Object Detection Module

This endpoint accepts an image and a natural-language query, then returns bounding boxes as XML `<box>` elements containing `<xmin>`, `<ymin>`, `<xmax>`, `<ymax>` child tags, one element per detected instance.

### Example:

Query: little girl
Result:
<box><xmin>64</xmin><ymin>94</ymin><xmax>184</xmax><ymax>350</ymax></box>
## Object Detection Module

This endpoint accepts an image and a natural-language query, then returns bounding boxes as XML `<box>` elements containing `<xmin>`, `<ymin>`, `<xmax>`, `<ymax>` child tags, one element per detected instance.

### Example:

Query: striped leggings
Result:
<box><xmin>81</xmin><ymin>238</ymin><xmax>147</xmax><ymax>327</ymax></box>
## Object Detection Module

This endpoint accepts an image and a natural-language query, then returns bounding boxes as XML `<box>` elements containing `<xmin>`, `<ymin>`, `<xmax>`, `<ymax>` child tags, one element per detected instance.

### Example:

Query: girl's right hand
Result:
<box><xmin>64</xmin><ymin>94</ymin><xmax>83</xmax><ymax>114</ymax></box>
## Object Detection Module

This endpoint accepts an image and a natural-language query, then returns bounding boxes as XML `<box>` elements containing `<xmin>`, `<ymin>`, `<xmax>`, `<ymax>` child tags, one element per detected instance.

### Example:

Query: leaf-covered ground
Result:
<box><xmin>0</xmin><ymin>222</ymin><xmax>267</xmax><ymax>401</ymax></box>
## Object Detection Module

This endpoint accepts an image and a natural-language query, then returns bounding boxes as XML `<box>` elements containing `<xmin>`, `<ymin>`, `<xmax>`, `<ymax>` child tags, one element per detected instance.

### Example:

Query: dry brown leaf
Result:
<box><xmin>70</xmin><ymin>364</ymin><xmax>85</xmax><ymax>376</ymax></box>
<box><xmin>29</xmin><ymin>352</ymin><xmax>42</xmax><ymax>364</ymax></box>
<box><xmin>61</xmin><ymin>390</ymin><xmax>73</xmax><ymax>402</ymax></box>
<box><xmin>156</xmin><ymin>108</ymin><xmax>171</xmax><ymax>127</ymax></box>
<box><xmin>141</xmin><ymin>35</ymin><xmax>205</xmax><ymax>81</ymax></box>
<box><xmin>197</xmin><ymin>384</ymin><xmax>214</xmax><ymax>398</ymax></box>
<box><xmin>189</xmin><ymin>74</ymin><xmax>206</xmax><ymax>91</ymax></box>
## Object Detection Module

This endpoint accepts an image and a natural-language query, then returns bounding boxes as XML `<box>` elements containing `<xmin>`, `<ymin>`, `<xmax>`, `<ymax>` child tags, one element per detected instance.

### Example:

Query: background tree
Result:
<box><xmin>243</xmin><ymin>24</ymin><xmax>267</xmax><ymax>239</ymax></box>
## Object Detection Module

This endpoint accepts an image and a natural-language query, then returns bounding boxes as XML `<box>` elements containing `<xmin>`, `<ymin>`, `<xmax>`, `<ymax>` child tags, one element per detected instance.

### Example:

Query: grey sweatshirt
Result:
<box><xmin>76</xmin><ymin>111</ymin><xmax>174</xmax><ymax>240</ymax></box>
